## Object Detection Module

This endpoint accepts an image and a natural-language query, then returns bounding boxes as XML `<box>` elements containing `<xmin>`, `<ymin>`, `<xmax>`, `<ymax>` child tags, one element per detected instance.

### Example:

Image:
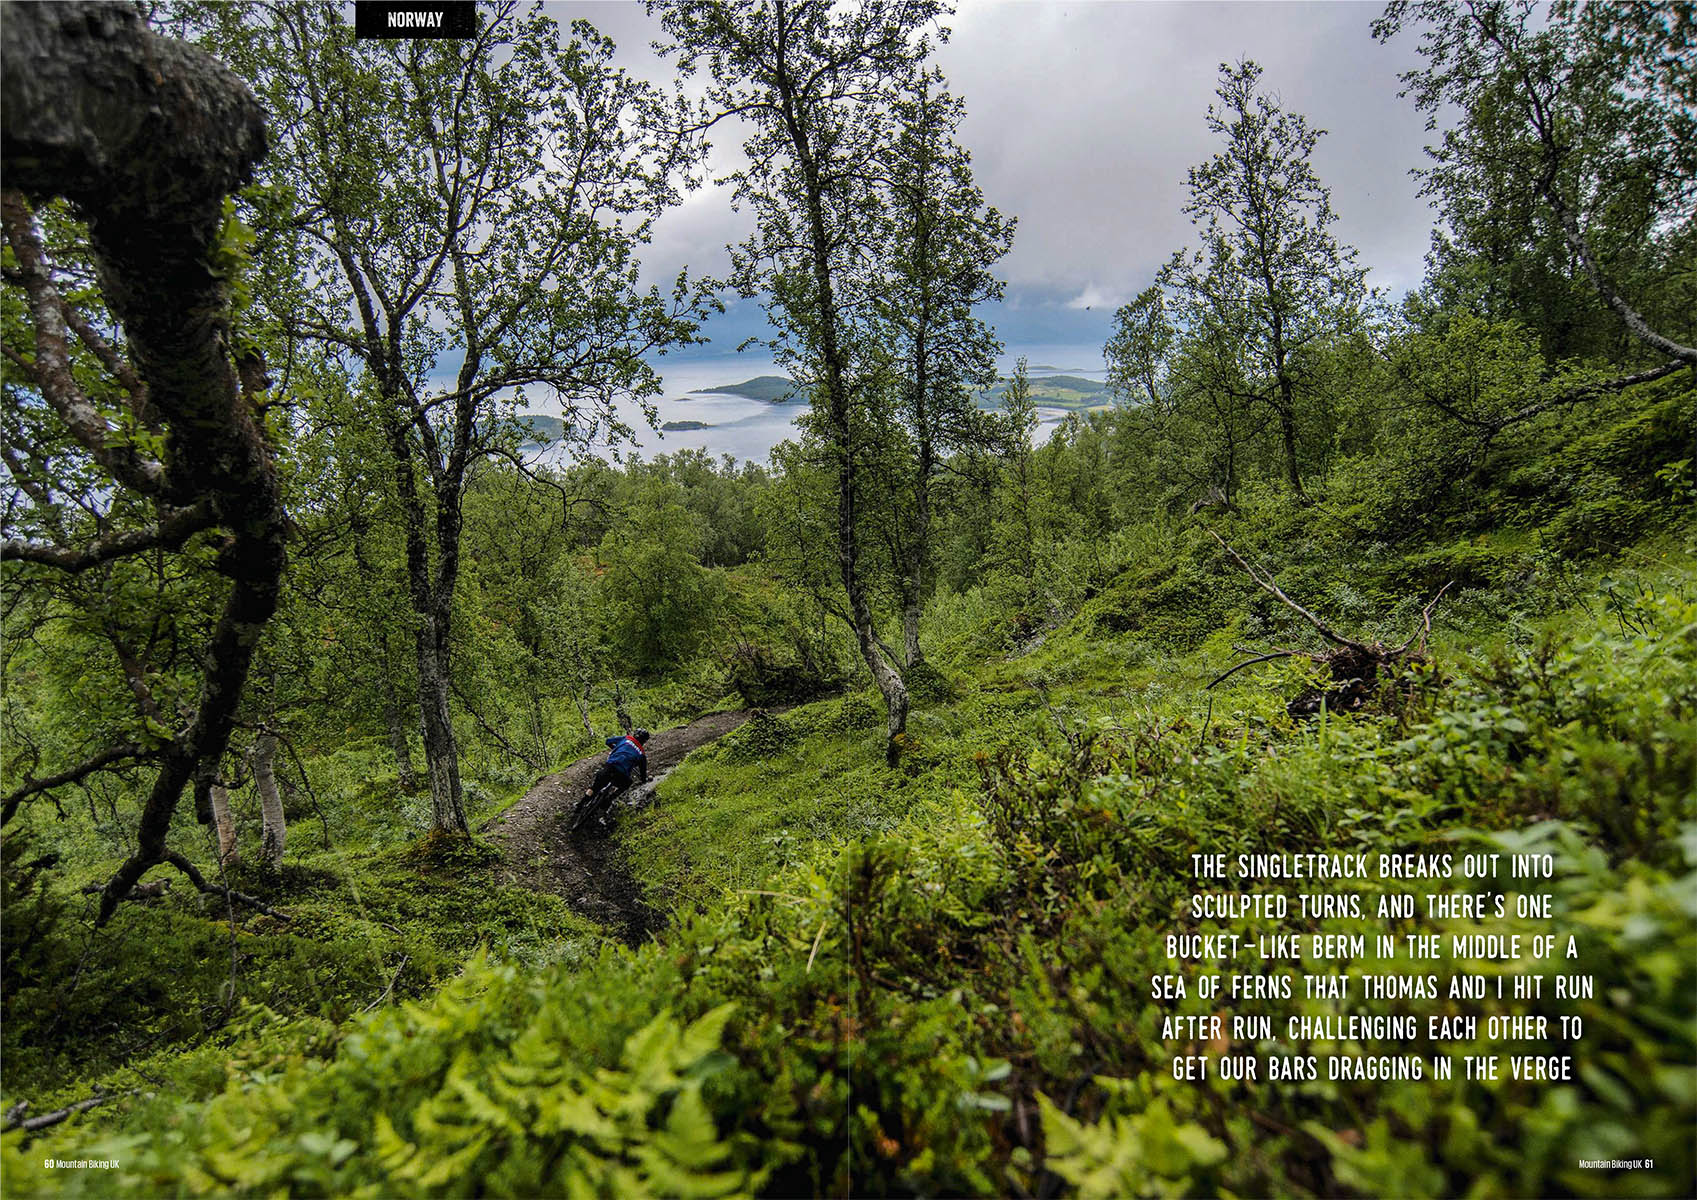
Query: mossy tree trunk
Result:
<box><xmin>0</xmin><ymin>1</ymin><xmax>285</xmax><ymax>924</ymax></box>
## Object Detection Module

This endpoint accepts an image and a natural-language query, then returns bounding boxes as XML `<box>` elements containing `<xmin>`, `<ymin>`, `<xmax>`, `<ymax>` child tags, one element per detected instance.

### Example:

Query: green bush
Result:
<box><xmin>1077</xmin><ymin>550</ymin><xmax>1240</xmax><ymax>648</ymax></box>
<box><xmin>723</xmin><ymin>640</ymin><xmax>837</xmax><ymax>707</ymax></box>
<box><xmin>713</xmin><ymin>711</ymin><xmax>796</xmax><ymax>765</ymax></box>
<box><xmin>901</xmin><ymin>658</ymin><xmax>957</xmax><ymax>704</ymax></box>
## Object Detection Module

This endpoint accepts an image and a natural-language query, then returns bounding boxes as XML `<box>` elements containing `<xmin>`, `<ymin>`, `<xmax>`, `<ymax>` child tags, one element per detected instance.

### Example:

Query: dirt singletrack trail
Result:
<box><xmin>481</xmin><ymin>709</ymin><xmax>759</xmax><ymax>945</ymax></box>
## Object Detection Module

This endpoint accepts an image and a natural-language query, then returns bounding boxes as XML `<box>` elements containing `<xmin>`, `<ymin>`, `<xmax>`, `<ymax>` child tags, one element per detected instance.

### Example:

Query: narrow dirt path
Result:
<box><xmin>481</xmin><ymin>709</ymin><xmax>759</xmax><ymax>945</ymax></box>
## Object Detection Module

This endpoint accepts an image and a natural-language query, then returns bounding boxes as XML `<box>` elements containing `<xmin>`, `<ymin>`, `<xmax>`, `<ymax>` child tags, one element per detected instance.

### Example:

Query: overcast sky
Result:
<box><xmin>550</xmin><ymin>0</ymin><xmax>1441</xmax><ymax>359</ymax></box>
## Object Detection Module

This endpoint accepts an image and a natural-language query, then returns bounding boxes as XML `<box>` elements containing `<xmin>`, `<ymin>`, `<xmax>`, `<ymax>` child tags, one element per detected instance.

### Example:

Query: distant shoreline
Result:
<box><xmin>694</xmin><ymin>376</ymin><xmax>805</xmax><ymax>404</ymax></box>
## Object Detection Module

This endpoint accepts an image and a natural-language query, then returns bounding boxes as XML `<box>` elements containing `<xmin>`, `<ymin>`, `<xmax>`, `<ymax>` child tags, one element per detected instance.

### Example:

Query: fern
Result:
<box><xmin>1038</xmin><ymin>1090</ymin><xmax>1225</xmax><ymax>1199</ymax></box>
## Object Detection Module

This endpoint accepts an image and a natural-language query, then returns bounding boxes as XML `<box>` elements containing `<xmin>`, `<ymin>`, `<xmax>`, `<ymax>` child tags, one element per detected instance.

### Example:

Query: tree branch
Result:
<box><xmin>1492</xmin><ymin>359</ymin><xmax>1688</xmax><ymax>430</ymax></box>
<box><xmin>0</xmin><ymin>192</ymin><xmax>168</xmax><ymax>496</ymax></box>
<box><xmin>2</xmin><ymin>499</ymin><xmax>218</xmax><ymax>571</ymax></box>
<box><xmin>1206</xmin><ymin>650</ymin><xmax>1302</xmax><ymax>690</ymax></box>
<box><xmin>1537</xmin><ymin>146</ymin><xmax>1697</xmax><ymax>367</ymax></box>
<box><xmin>448</xmin><ymin>675</ymin><xmax>543</xmax><ymax>770</ymax></box>
<box><xmin>3</xmin><ymin>1090</ymin><xmax>142</xmax><ymax>1134</ymax></box>
<box><xmin>1207</xmin><ymin>529</ymin><xmax>1368</xmax><ymax>651</ymax></box>
<box><xmin>1</xmin><ymin>742</ymin><xmax>153</xmax><ymax>827</ymax></box>
<box><xmin>160</xmin><ymin>851</ymin><xmax>290</xmax><ymax>921</ymax></box>
<box><xmin>1395</xmin><ymin>581</ymin><xmax>1453</xmax><ymax>656</ymax></box>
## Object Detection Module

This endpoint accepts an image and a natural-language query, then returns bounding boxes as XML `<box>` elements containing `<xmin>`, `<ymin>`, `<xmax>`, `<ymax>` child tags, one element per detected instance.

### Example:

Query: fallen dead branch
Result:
<box><xmin>2</xmin><ymin>1089</ymin><xmax>142</xmax><ymax>1134</ymax></box>
<box><xmin>80</xmin><ymin>877</ymin><xmax>171</xmax><ymax>901</ymax></box>
<box><xmin>86</xmin><ymin>855</ymin><xmax>290</xmax><ymax>921</ymax></box>
<box><xmin>362</xmin><ymin>954</ymin><xmax>411</xmax><ymax>1013</ymax></box>
<box><xmin>1206</xmin><ymin>530</ymin><xmax>1452</xmax><ymax>717</ymax></box>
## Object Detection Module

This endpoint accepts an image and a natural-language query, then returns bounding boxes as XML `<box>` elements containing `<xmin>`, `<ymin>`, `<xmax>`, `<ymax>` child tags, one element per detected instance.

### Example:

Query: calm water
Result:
<box><xmin>530</xmin><ymin>343</ymin><xmax>1109</xmax><ymax>469</ymax></box>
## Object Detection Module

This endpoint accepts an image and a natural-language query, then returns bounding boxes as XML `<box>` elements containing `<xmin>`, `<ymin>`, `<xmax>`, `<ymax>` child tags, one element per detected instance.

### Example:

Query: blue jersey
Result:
<box><xmin>604</xmin><ymin>734</ymin><xmax>646</xmax><ymax>778</ymax></box>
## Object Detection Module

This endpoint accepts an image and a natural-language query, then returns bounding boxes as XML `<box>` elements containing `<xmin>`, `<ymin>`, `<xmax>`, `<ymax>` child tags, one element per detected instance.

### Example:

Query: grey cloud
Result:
<box><xmin>941</xmin><ymin>1</ymin><xmax>1438</xmax><ymax>300</ymax></box>
<box><xmin>550</xmin><ymin>0</ymin><xmax>1441</xmax><ymax>351</ymax></box>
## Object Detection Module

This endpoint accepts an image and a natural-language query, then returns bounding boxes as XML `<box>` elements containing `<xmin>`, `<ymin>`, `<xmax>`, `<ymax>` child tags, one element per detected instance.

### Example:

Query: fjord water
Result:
<box><xmin>529</xmin><ymin>344</ymin><xmax>1109</xmax><ymax>469</ymax></box>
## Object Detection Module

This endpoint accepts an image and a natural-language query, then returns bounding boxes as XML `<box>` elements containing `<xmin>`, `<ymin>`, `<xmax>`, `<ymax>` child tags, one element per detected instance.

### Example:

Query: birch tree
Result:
<box><xmin>654</xmin><ymin>0</ymin><xmax>946</xmax><ymax>762</ymax></box>
<box><xmin>190</xmin><ymin>2</ymin><xmax>710</xmax><ymax>830</ymax></box>
<box><xmin>877</xmin><ymin>70</ymin><xmax>1012</xmax><ymax>667</ymax></box>
<box><xmin>1375</xmin><ymin>1</ymin><xmax>1696</xmax><ymax>373</ymax></box>
<box><xmin>1159</xmin><ymin>60</ymin><xmax>1368</xmax><ymax>501</ymax></box>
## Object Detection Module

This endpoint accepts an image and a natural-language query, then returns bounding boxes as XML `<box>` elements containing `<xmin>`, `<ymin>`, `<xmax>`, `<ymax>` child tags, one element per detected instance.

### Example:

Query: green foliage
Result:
<box><xmin>1078</xmin><ymin>548</ymin><xmax>1241</xmax><ymax>647</ymax></box>
<box><xmin>596</xmin><ymin>478</ymin><xmax>725</xmax><ymax>674</ymax></box>
<box><xmin>1375</xmin><ymin>0</ymin><xmax>1697</xmax><ymax>364</ymax></box>
<box><xmin>714</xmin><ymin>710</ymin><xmax>797</xmax><ymax>766</ymax></box>
<box><xmin>1393</xmin><ymin>535</ymin><xmax>1539</xmax><ymax>593</ymax></box>
<box><xmin>719</xmin><ymin>593</ymin><xmax>849</xmax><ymax>711</ymax></box>
<box><xmin>828</xmin><ymin>578</ymin><xmax>1697</xmax><ymax>1197</ymax></box>
<box><xmin>7</xmin><ymin>8</ymin><xmax>1697</xmax><ymax>1198</ymax></box>
<box><xmin>1507</xmin><ymin>389</ymin><xmax>1697</xmax><ymax>557</ymax></box>
<box><xmin>622</xmin><ymin>691</ymin><xmax>926</xmax><ymax>911</ymax></box>
<box><xmin>723</xmin><ymin>641</ymin><xmax>826</xmax><ymax>707</ymax></box>
<box><xmin>366</xmin><ymin>1000</ymin><xmax>758</xmax><ymax>1197</ymax></box>
<box><xmin>899</xmin><ymin>657</ymin><xmax>956</xmax><ymax>703</ymax></box>
<box><xmin>1113</xmin><ymin>58</ymin><xmax>1369</xmax><ymax>502</ymax></box>
<box><xmin>0</xmin><ymin>803</ymin><xmax>601</xmax><ymax>1102</ymax></box>
<box><xmin>3</xmin><ymin>967</ymin><xmax>767</xmax><ymax>1197</ymax></box>
<box><xmin>1039</xmin><ymin>1089</ymin><xmax>1226</xmax><ymax>1199</ymax></box>
<box><xmin>0</xmin><ymin>827</ymin><xmax>69</xmax><ymax>1034</ymax></box>
<box><xmin>9</xmin><ymin>506</ymin><xmax>1696</xmax><ymax>1200</ymax></box>
<box><xmin>5</xmin><ymin>834</ymin><xmax>863</xmax><ymax>1196</ymax></box>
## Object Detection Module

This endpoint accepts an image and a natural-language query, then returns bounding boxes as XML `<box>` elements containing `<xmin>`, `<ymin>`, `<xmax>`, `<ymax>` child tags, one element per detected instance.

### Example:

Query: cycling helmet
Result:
<box><xmin>633</xmin><ymin>728</ymin><xmax>651</xmax><ymax>744</ymax></box>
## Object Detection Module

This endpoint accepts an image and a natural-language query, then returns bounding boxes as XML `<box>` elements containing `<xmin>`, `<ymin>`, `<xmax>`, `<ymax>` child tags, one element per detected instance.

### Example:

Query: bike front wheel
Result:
<box><xmin>569</xmin><ymin>782</ymin><xmax>622</xmax><ymax>834</ymax></box>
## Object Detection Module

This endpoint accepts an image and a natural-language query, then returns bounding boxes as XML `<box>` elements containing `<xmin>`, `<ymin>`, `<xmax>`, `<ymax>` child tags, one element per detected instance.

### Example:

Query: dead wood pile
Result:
<box><xmin>1206</xmin><ymin>531</ymin><xmax>1451</xmax><ymax>718</ymax></box>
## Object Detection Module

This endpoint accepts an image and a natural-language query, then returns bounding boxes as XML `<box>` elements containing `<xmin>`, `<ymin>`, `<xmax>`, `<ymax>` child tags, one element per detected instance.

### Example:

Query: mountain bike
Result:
<box><xmin>567</xmin><ymin>775</ymin><xmax>627</xmax><ymax>836</ymax></box>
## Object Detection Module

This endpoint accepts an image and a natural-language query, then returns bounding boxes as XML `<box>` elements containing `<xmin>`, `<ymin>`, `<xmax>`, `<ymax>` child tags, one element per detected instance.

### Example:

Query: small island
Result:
<box><xmin>976</xmin><ymin>373</ymin><xmax>1112</xmax><ymax>412</ymax></box>
<box><xmin>514</xmin><ymin>413</ymin><xmax>566</xmax><ymax>444</ymax></box>
<box><xmin>661</xmin><ymin>419</ymin><xmax>714</xmax><ymax>431</ymax></box>
<box><xmin>697</xmin><ymin>375</ymin><xmax>805</xmax><ymax>403</ymax></box>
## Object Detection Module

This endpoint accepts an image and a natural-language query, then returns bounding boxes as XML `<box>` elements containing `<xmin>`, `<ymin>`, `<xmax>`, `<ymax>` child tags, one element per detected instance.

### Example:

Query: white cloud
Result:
<box><xmin>1064</xmin><ymin>284</ymin><xmax>1131</xmax><ymax>311</ymax></box>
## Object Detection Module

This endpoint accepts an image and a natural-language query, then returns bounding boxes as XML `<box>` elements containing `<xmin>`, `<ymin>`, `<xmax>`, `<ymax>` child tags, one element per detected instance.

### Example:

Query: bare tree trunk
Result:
<box><xmin>251</xmin><ymin>734</ymin><xmax>284</xmax><ymax>869</ymax></box>
<box><xmin>210</xmin><ymin>783</ymin><xmax>239</xmax><ymax>867</ymax></box>
<box><xmin>529</xmin><ymin>690</ymin><xmax>549</xmax><ymax>767</ymax></box>
<box><xmin>1276</xmin><ymin>389</ymin><xmax>1304</xmax><ymax>499</ymax></box>
<box><xmin>573</xmin><ymin>683</ymin><xmax>595</xmax><ymax>741</ymax></box>
<box><xmin>1268</xmin><ymin>306</ymin><xmax>1307</xmax><ymax>500</ymax></box>
<box><xmin>378</xmin><ymin>657</ymin><xmax>418</xmax><ymax>790</ymax></box>
<box><xmin>415</xmin><ymin>625</ymin><xmax>468</xmax><ymax>833</ymax></box>
<box><xmin>564</xmin><ymin>636</ymin><xmax>597</xmax><ymax>740</ymax></box>
<box><xmin>372</xmin><ymin>384</ymin><xmax>469</xmax><ymax>834</ymax></box>
<box><xmin>607</xmin><ymin>661</ymin><xmax>631</xmax><ymax>734</ymax></box>
<box><xmin>900</xmin><ymin>433</ymin><xmax>933</xmax><ymax>669</ymax></box>
<box><xmin>902</xmin><ymin>601</ymin><xmax>923</xmax><ymax>669</ymax></box>
<box><xmin>858</xmin><ymin>619</ymin><xmax>911</xmax><ymax>763</ymax></box>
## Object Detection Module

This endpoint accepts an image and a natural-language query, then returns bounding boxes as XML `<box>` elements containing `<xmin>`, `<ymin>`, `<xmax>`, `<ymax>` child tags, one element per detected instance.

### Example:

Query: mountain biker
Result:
<box><xmin>584</xmin><ymin>728</ymin><xmax>649</xmax><ymax>805</ymax></box>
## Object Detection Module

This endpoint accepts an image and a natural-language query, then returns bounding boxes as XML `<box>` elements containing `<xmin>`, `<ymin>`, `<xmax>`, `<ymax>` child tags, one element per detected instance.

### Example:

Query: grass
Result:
<box><xmin>13</xmin><ymin>525</ymin><xmax>1690</xmax><ymax>1197</ymax></box>
<box><xmin>624</xmin><ymin>700</ymin><xmax>924</xmax><ymax>911</ymax></box>
<box><xmin>621</xmin><ymin>513</ymin><xmax>1697</xmax><ymax>924</ymax></box>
